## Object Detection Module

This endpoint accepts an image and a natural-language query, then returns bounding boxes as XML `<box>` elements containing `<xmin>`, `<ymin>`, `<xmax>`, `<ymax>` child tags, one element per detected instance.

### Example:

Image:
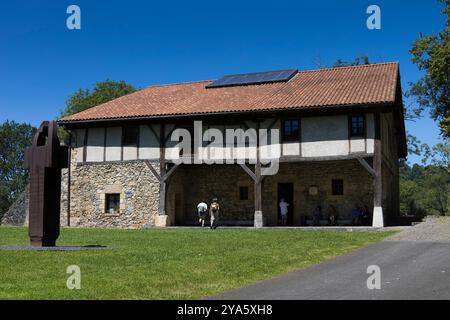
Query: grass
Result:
<box><xmin>0</xmin><ymin>226</ymin><xmax>395</xmax><ymax>299</ymax></box>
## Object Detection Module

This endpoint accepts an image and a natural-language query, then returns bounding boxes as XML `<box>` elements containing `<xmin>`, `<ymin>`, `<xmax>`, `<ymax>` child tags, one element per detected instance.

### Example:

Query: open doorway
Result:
<box><xmin>277</xmin><ymin>183</ymin><xmax>294</xmax><ymax>226</ymax></box>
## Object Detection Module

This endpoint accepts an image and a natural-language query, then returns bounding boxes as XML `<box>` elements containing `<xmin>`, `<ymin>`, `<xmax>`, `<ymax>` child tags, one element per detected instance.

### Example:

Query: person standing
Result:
<box><xmin>351</xmin><ymin>204</ymin><xmax>361</xmax><ymax>226</ymax></box>
<box><xmin>312</xmin><ymin>205</ymin><xmax>322</xmax><ymax>226</ymax></box>
<box><xmin>279</xmin><ymin>198</ymin><xmax>290</xmax><ymax>226</ymax></box>
<box><xmin>210</xmin><ymin>198</ymin><xmax>220</xmax><ymax>229</ymax></box>
<box><xmin>361</xmin><ymin>205</ymin><xmax>370</xmax><ymax>226</ymax></box>
<box><xmin>197</xmin><ymin>200</ymin><xmax>208</xmax><ymax>228</ymax></box>
<box><xmin>327</xmin><ymin>204</ymin><xmax>338</xmax><ymax>226</ymax></box>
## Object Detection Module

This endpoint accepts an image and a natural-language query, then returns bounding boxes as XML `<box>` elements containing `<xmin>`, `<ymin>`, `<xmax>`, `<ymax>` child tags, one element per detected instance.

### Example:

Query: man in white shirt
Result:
<box><xmin>279</xmin><ymin>198</ymin><xmax>289</xmax><ymax>226</ymax></box>
<box><xmin>197</xmin><ymin>200</ymin><xmax>208</xmax><ymax>227</ymax></box>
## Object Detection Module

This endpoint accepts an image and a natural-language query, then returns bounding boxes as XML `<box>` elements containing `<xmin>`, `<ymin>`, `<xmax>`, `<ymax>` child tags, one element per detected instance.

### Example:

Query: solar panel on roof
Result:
<box><xmin>205</xmin><ymin>69</ymin><xmax>298</xmax><ymax>88</ymax></box>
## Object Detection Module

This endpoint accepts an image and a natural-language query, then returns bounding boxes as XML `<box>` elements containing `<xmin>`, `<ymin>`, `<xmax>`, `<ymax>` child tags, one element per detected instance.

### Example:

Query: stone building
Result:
<box><xmin>58</xmin><ymin>63</ymin><xmax>407</xmax><ymax>228</ymax></box>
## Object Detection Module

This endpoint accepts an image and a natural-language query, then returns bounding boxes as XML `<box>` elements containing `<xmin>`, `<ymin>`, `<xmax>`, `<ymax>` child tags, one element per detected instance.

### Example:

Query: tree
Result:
<box><xmin>59</xmin><ymin>80</ymin><xmax>136</xmax><ymax>142</ymax></box>
<box><xmin>332</xmin><ymin>56</ymin><xmax>371</xmax><ymax>68</ymax></box>
<box><xmin>408</xmin><ymin>0</ymin><xmax>450</xmax><ymax>137</ymax></box>
<box><xmin>0</xmin><ymin>121</ymin><xmax>36</xmax><ymax>220</ymax></box>
<box><xmin>422</xmin><ymin>166</ymin><xmax>449</xmax><ymax>215</ymax></box>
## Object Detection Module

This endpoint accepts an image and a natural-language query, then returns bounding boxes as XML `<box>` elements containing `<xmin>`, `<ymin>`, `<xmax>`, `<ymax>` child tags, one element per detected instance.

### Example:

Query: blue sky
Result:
<box><xmin>0</xmin><ymin>0</ymin><xmax>446</xmax><ymax>163</ymax></box>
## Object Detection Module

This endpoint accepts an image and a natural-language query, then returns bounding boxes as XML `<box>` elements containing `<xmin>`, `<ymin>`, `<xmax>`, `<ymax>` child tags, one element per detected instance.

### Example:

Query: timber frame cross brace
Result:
<box><xmin>239</xmin><ymin>163</ymin><xmax>266</xmax><ymax>184</ymax></box>
<box><xmin>143</xmin><ymin>124</ymin><xmax>180</xmax><ymax>216</ymax></box>
<box><xmin>144</xmin><ymin>160</ymin><xmax>179</xmax><ymax>183</ymax></box>
<box><xmin>356</xmin><ymin>156</ymin><xmax>377</xmax><ymax>178</ymax></box>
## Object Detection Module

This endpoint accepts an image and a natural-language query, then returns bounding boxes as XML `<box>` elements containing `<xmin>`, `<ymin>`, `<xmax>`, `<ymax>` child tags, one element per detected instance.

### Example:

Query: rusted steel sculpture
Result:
<box><xmin>24</xmin><ymin>121</ymin><xmax>68</xmax><ymax>246</ymax></box>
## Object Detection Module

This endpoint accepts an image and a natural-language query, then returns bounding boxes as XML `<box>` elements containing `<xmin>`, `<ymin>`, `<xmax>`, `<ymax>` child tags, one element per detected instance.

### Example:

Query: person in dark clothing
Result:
<box><xmin>361</xmin><ymin>205</ymin><xmax>370</xmax><ymax>226</ymax></box>
<box><xmin>312</xmin><ymin>205</ymin><xmax>322</xmax><ymax>226</ymax></box>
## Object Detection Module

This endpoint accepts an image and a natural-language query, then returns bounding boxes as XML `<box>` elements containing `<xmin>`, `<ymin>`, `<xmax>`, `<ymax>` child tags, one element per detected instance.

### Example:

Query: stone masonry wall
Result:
<box><xmin>168</xmin><ymin>160</ymin><xmax>375</xmax><ymax>226</ymax></box>
<box><xmin>68</xmin><ymin>144</ymin><xmax>160</xmax><ymax>228</ymax></box>
<box><xmin>262</xmin><ymin>160</ymin><xmax>374</xmax><ymax>225</ymax></box>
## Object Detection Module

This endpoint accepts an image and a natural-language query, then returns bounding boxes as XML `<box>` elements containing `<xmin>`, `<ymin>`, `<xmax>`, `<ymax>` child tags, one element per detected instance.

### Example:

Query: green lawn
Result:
<box><xmin>0</xmin><ymin>227</ymin><xmax>394</xmax><ymax>299</ymax></box>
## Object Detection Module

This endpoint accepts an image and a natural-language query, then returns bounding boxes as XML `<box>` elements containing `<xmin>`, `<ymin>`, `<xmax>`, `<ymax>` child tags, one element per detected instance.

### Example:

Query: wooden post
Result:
<box><xmin>372</xmin><ymin>113</ymin><xmax>384</xmax><ymax>227</ymax></box>
<box><xmin>254</xmin><ymin>121</ymin><xmax>263</xmax><ymax>228</ymax></box>
<box><xmin>159</xmin><ymin>124</ymin><xmax>167</xmax><ymax>216</ymax></box>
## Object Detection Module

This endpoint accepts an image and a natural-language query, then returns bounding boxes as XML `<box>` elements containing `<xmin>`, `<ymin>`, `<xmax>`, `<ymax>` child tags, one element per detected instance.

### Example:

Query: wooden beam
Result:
<box><xmin>164</xmin><ymin>125</ymin><xmax>177</xmax><ymax>144</ymax></box>
<box><xmin>148</xmin><ymin>124</ymin><xmax>160</xmax><ymax>141</ymax></box>
<box><xmin>279</xmin><ymin>154</ymin><xmax>374</xmax><ymax>163</ymax></box>
<box><xmin>144</xmin><ymin>160</ymin><xmax>161</xmax><ymax>182</ymax></box>
<box><xmin>373</xmin><ymin>114</ymin><xmax>382</xmax><ymax>208</ymax></box>
<box><xmin>266</xmin><ymin>118</ymin><xmax>278</xmax><ymax>131</ymax></box>
<box><xmin>159</xmin><ymin>124</ymin><xmax>167</xmax><ymax>215</ymax></box>
<box><xmin>373</xmin><ymin>113</ymin><xmax>383</xmax><ymax>227</ymax></box>
<box><xmin>254</xmin><ymin>121</ymin><xmax>263</xmax><ymax>227</ymax></box>
<box><xmin>356</xmin><ymin>156</ymin><xmax>377</xmax><ymax>178</ymax></box>
<box><xmin>239</xmin><ymin>163</ymin><xmax>257</xmax><ymax>182</ymax></box>
<box><xmin>164</xmin><ymin>163</ymin><xmax>180</xmax><ymax>182</ymax></box>
<box><xmin>254</xmin><ymin>162</ymin><xmax>262</xmax><ymax>211</ymax></box>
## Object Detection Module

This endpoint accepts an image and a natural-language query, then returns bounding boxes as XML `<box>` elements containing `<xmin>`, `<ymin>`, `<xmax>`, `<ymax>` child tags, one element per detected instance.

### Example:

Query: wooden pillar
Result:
<box><xmin>254</xmin><ymin>121</ymin><xmax>263</xmax><ymax>228</ymax></box>
<box><xmin>159</xmin><ymin>124</ymin><xmax>167</xmax><ymax>216</ymax></box>
<box><xmin>372</xmin><ymin>113</ymin><xmax>384</xmax><ymax>227</ymax></box>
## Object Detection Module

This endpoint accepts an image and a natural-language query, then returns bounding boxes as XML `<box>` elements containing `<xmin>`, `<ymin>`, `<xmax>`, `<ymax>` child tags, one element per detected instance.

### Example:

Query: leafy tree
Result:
<box><xmin>399</xmin><ymin>140</ymin><xmax>449</xmax><ymax>217</ymax></box>
<box><xmin>408</xmin><ymin>0</ymin><xmax>450</xmax><ymax>137</ymax></box>
<box><xmin>422</xmin><ymin>166</ymin><xmax>449</xmax><ymax>215</ymax></box>
<box><xmin>332</xmin><ymin>56</ymin><xmax>370</xmax><ymax>68</ymax></box>
<box><xmin>0</xmin><ymin>121</ymin><xmax>36</xmax><ymax>220</ymax></box>
<box><xmin>59</xmin><ymin>80</ymin><xmax>136</xmax><ymax>142</ymax></box>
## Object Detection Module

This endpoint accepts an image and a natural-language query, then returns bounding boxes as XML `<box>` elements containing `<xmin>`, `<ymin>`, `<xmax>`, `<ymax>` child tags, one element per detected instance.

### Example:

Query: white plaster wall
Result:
<box><xmin>301</xmin><ymin>116</ymin><xmax>349</xmax><ymax>157</ymax></box>
<box><xmin>86</xmin><ymin>128</ymin><xmax>104</xmax><ymax>162</ymax></box>
<box><xmin>282</xmin><ymin>143</ymin><xmax>300</xmax><ymax>156</ymax></box>
<box><xmin>123</xmin><ymin>146</ymin><xmax>137</xmax><ymax>161</ymax></box>
<box><xmin>75</xmin><ymin>129</ymin><xmax>85</xmax><ymax>163</ymax></box>
<box><xmin>139</xmin><ymin>125</ymin><xmax>160</xmax><ymax>160</ymax></box>
<box><xmin>366</xmin><ymin>113</ymin><xmax>375</xmax><ymax>154</ymax></box>
<box><xmin>105</xmin><ymin>127</ymin><xmax>122</xmax><ymax>161</ymax></box>
<box><xmin>350</xmin><ymin>139</ymin><xmax>365</xmax><ymax>153</ymax></box>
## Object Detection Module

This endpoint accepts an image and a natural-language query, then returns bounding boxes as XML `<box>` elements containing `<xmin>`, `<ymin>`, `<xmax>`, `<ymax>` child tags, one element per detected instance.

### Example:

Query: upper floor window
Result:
<box><xmin>123</xmin><ymin>126</ymin><xmax>139</xmax><ymax>146</ymax></box>
<box><xmin>331</xmin><ymin>179</ymin><xmax>344</xmax><ymax>196</ymax></box>
<box><xmin>282</xmin><ymin>119</ymin><xmax>300</xmax><ymax>142</ymax></box>
<box><xmin>349</xmin><ymin>115</ymin><xmax>365</xmax><ymax>137</ymax></box>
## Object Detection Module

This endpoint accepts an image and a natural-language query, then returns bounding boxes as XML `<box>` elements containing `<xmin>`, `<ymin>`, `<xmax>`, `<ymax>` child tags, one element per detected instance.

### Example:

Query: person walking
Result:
<box><xmin>327</xmin><ymin>204</ymin><xmax>338</xmax><ymax>226</ymax></box>
<box><xmin>197</xmin><ymin>200</ymin><xmax>208</xmax><ymax>228</ymax></box>
<box><xmin>279</xmin><ymin>198</ymin><xmax>290</xmax><ymax>226</ymax></box>
<box><xmin>209</xmin><ymin>198</ymin><xmax>220</xmax><ymax>229</ymax></box>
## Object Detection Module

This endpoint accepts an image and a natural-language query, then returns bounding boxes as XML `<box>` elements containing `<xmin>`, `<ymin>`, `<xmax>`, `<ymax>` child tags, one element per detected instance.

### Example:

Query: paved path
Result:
<box><xmin>210</xmin><ymin>217</ymin><xmax>450</xmax><ymax>300</ymax></box>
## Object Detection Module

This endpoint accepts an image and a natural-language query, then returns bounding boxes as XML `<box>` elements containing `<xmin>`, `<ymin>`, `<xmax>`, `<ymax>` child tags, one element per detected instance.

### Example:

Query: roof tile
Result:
<box><xmin>59</xmin><ymin>62</ymin><xmax>399</xmax><ymax>122</ymax></box>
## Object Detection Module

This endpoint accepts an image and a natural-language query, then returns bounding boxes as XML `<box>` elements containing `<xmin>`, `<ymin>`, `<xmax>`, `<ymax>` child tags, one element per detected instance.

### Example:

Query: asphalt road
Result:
<box><xmin>210</xmin><ymin>240</ymin><xmax>450</xmax><ymax>300</ymax></box>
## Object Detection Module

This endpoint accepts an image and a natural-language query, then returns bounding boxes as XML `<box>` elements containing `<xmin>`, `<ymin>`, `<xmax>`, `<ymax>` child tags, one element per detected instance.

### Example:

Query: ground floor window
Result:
<box><xmin>239</xmin><ymin>186</ymin><xmax>249</xmax><ymax>200</ymax></box>
<box><xmin>105</xmin><ymin>193</ymin><xmax>121</xmax><ymax>214</ymax></box>
<box><xmin>331</xmin><ymin>179</ymin><xmax>344</xmax><ymax>195</ymax></box>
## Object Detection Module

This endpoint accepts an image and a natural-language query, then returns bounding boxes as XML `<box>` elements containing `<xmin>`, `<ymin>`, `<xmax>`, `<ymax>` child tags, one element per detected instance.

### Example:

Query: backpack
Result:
<box><xmin>211</xmin><ymin>202</ymin><xmax>219</xmax><ymax>213</ymax></box>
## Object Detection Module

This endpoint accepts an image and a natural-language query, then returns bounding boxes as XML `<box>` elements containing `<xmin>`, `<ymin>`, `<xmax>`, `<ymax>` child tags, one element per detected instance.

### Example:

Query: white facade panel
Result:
<box><xmin>86</xmin><ymin>128</ymin><xmax>105</xmax><ymax>162</ymax></box>
<box><xmin>105</xmin><ymin>127</ymin><xmax>122</xmax><ymax>161</ymax></box>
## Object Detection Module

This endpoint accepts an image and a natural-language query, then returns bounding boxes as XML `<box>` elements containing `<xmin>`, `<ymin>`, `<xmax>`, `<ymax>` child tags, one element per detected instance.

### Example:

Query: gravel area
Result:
<box><xmin>387</xmin><ymin>216</ymin><xmax>450</xmax><ymax>242</ymax></box>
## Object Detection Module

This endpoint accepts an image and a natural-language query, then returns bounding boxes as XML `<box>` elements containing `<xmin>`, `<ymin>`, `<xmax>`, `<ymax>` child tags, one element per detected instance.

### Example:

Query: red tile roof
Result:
<box><xmin>59</xmin><ymin>62</ymin><xmax>400</xmax><ymax>123</ymax></box>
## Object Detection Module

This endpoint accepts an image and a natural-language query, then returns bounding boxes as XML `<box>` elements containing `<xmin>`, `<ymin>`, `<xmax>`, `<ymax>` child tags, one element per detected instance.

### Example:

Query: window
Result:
<box><xmin>239</xmin><ymin>186</ymin><xmax>249</xmax><ymax>200</ymax></box>
<box><xmin>105</xmin><ymin>194</ymin><xmax>120</xmax><ymax>214</ymax></box>
<box><xmin>331</xmin><ymin>179</ymin><xmax>344</xmax><ymax>196</ymax></box>
<box><xmin>349</xmin><ymin>115</ymin><xmax>365</xmax><ymax>137</ymax></box>
<box><xmin>282</xmin><ymin>119</ymin><xmax>300</xmax><ymax>142</ymax></box>
<box><xmin>123</xmin><ymin>126</ymin><xmax>139</xmax><ymax>146</ymax></box>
